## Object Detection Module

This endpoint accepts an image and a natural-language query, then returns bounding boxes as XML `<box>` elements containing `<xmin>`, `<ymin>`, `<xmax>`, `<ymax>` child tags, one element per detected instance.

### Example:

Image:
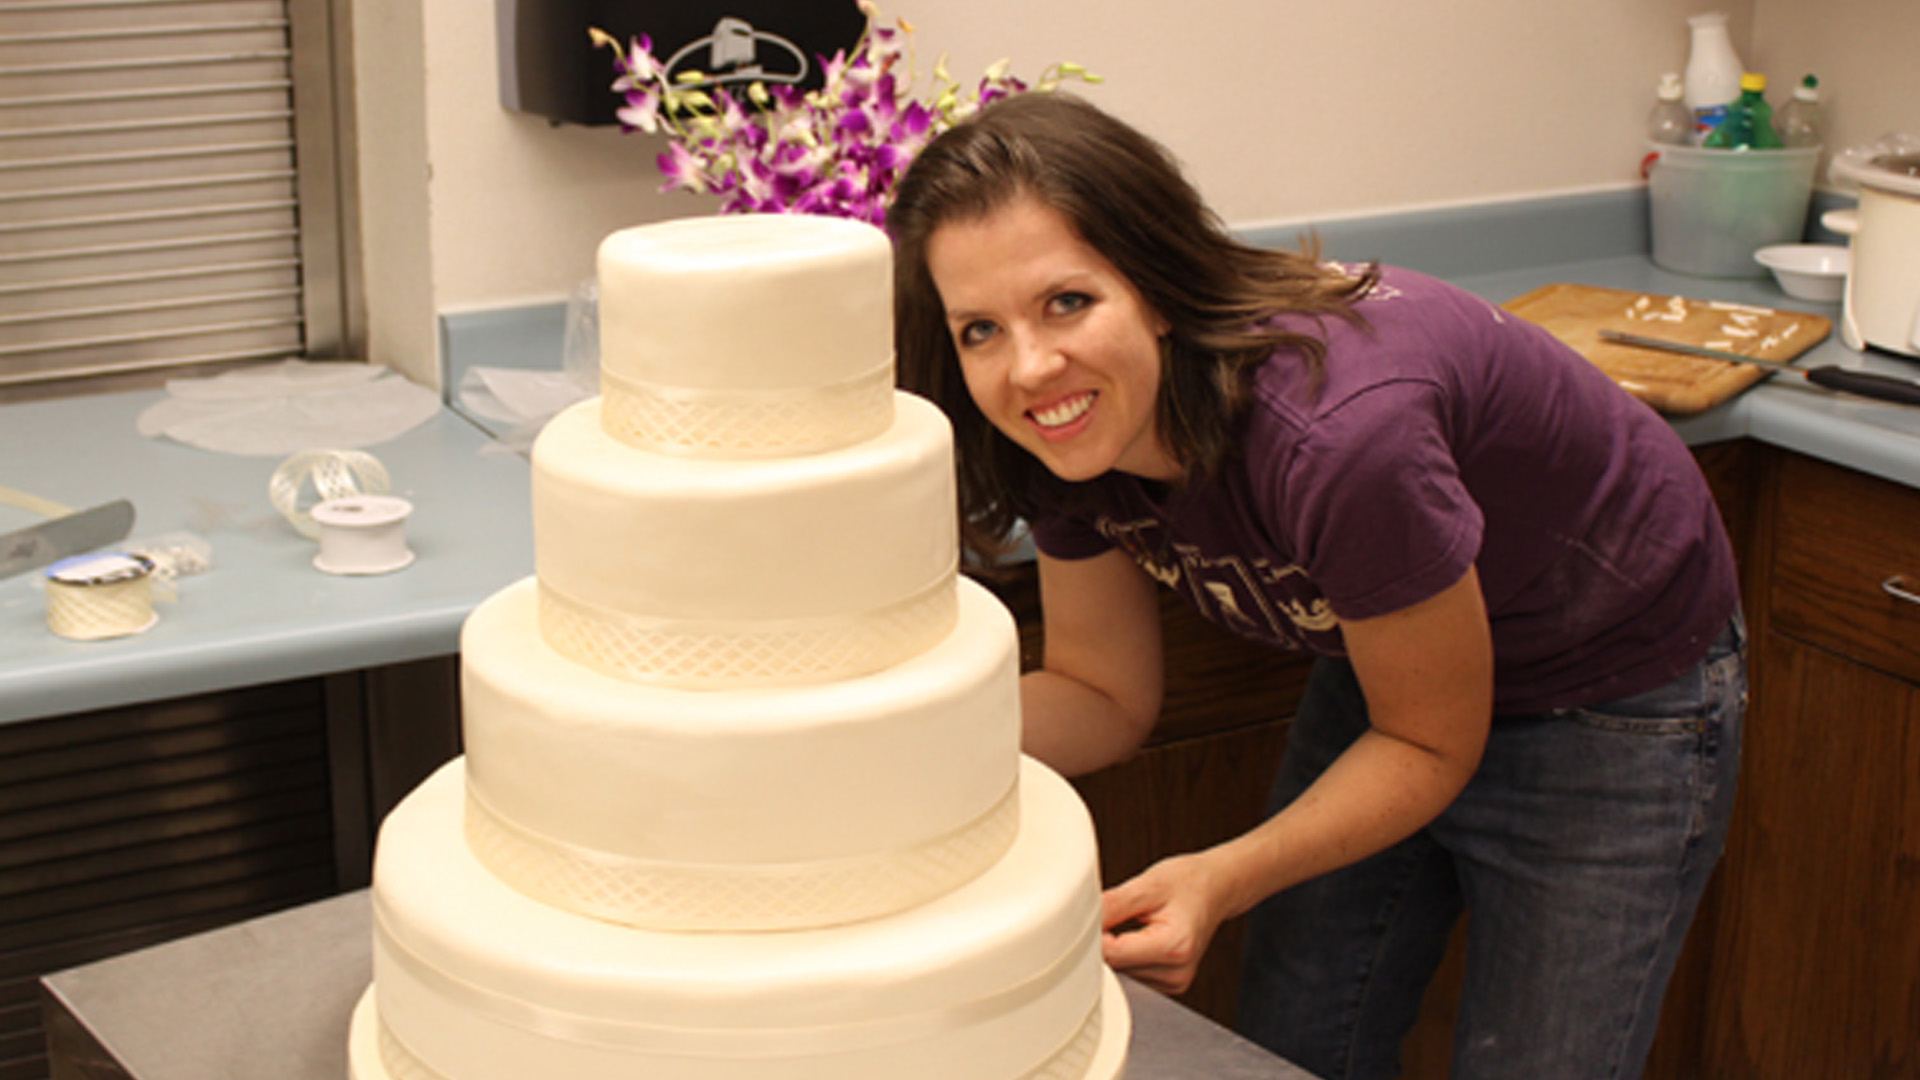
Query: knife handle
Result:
<box><xmin>1805</xmin><ymin>367</ymin><xmax>1920</xmax><ymax>406</ymax></box>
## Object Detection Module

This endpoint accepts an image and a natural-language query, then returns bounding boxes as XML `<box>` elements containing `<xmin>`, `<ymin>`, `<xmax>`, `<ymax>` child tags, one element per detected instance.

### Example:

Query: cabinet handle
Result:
<box><xmin>1884</xmin><ymin>576</ymin><xmax>1920</xmax><ymax>607</ymax></box>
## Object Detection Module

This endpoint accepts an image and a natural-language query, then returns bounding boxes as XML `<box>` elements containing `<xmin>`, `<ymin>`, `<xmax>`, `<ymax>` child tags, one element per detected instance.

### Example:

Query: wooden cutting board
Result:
<box><xmin>1501</xmin><ymin>283</ymin><xmax>1832</xmax><ymax>414</ymax></box>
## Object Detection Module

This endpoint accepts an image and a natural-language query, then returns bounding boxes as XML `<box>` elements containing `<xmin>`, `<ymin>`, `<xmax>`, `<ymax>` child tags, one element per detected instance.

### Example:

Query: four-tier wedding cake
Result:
<box><xmin>345</xmin><ymin>213</ymin><xmax>1130</xmax><ymax>1079</ymax></box>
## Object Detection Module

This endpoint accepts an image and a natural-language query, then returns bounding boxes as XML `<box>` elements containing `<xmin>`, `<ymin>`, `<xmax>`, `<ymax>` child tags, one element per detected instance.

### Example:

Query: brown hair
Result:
<box><xmin>888</xmin><ymin>92</ymin><xmax>1375</xmax><ymax>561</ymax></box>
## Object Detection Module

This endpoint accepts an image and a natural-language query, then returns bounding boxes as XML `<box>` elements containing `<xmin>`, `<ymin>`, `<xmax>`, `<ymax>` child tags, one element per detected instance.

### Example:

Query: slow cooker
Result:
<box><xmin>1829</xmin><ymin>142</ymin><xmax>1920</xmax><ymax>357</ymax></box>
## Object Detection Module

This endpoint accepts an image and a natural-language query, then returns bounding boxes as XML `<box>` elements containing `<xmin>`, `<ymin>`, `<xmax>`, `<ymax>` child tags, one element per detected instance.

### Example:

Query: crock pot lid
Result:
<box><xmin>1832</xmin><ymin>140</ymin><xmax>1920</xmax><ymax>197</ymax></box>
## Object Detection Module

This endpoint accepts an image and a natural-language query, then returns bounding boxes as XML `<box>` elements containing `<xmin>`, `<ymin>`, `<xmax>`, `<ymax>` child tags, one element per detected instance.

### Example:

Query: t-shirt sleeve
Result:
<box><xmin>1269</xmin><ymin>380</ymin><xmax>1484</xmax><ymax>621</ymax></box>
<box><xmin>1029</xmin><ymin>512</ymin><xmax>1115</xmax><ymax>561</ymax></box>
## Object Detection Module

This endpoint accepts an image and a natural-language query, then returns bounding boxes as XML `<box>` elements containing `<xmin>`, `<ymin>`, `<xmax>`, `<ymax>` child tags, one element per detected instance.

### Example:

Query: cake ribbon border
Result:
<box><xmin>370</xmin><ymin>908</ymin><xmax>1105</xmax><ymax>1057</ymax></box>
<box><xmin>597</xmin><ymin>362</ymin><xmax>895</xmax><ymax>458</ymax></box>
<box><xmin>462</xmin><ymin>776</ymin><xmax>1020</xmax><ymax>931</ymax></box>
<box><xmin>537</xmin><ymin>569</ymin><xmax>960</xmax><ymax>688</ymax></box>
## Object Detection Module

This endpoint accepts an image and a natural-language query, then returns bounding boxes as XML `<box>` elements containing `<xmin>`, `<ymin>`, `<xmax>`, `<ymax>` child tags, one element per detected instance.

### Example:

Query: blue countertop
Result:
<box><xmin>0</xmin><ymin>391</ymin><xmax>533</xmax><ymax>724</ymax></box>
<box><xmin>7</xmin><ymin>191</ymin><xmax>1920</xmax><ymax>728</ymax></box>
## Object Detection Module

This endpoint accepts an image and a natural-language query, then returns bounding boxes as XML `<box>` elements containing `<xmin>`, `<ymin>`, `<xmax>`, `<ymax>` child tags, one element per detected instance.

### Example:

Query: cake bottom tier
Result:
<box><xmin>349</xmin><ymin>970</ymin><xmax>1129</xmax><ymax>1080</ymax></box>
<box><xmin>358</xmin><ymin>758</ymin><xmax>1129</xmax><ymax>1080</ymax></box>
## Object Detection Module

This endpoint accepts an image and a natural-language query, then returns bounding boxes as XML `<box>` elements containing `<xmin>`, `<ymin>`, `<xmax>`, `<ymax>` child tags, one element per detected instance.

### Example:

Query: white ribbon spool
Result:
<box><xmin>269</xmin><ymin>449</ymin><xmax>391</xmax><ymax>539</ymax></box>
<box><xmin>45</xmin><ymin>553</ymin><xmax>159</xmax><ymax>641</ymax></box>
<box><xmin>311</xmin><ymin>495</ymin><xmax>415</xmax><ymax>575</ymax></box>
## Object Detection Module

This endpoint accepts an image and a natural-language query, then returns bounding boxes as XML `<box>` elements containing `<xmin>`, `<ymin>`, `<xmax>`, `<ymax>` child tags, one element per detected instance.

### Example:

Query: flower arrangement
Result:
<box><xmin>590</xmin><ymin>3</ymin><xmax>1096</xmax><ymax>224</ymax></box>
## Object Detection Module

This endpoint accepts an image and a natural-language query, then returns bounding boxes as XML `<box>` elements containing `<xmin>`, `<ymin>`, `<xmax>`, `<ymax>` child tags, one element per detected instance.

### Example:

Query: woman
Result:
<box><xmin>888</xmin><ymin>92</ymin><xmax>1744</xmax><ymax>1080</ymax></box>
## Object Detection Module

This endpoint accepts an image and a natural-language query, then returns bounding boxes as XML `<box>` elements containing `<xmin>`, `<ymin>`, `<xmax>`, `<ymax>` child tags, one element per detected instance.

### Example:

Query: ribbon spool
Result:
<box><xmin>312</xmin><ymin>495</ymin><xmax>415</xmax><ymax>575</ymax></box>
<box><xmin>45</xmin><ymin>553</ymin><xmax>159</xmax><ymax>641</ymax></box>
<box><xmin>270</xmin><ymin>449</ymin><xmax>391</xmax><ymax>539</ymax></box>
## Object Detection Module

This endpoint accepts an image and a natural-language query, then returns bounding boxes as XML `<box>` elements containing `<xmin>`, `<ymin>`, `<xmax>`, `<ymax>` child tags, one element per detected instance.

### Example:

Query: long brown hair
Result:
<box><xmin>889</xmin><ymin>93</ymin><xmax>1375</xmax><ymax>560</ymax></box>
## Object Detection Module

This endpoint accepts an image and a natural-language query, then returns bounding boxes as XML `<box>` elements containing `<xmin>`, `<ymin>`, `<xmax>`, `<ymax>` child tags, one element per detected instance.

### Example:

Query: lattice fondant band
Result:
<box><xmin>538</xmin><ymin>574</ymin><xmax>959</xmax><ymax>688</ymax></box>
<box><xmin>598</xmin><ymin>364</ymin><xmax>895</xmax><ymax>457</ymax></box>
<box><xmin>464</xmin><ymin>780</ymin><xmax>1020</xmax><ymax>931</ymax></box>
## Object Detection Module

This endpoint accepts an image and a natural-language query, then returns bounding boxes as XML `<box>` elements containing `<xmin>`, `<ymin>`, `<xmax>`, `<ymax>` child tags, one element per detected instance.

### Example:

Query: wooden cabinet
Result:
<box><xmin>1700</xmin><ymin>450</ymin><xmax>1920</xmax><ymax>1078</ymax></box>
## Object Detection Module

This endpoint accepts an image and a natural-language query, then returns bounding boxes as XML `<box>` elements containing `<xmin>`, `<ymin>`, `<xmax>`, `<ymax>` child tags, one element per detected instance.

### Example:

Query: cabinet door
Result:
<box><xmin>1704</xmin><ymin>628</ymin><xmax>1920</xmax><ymax>1078</ymax></box>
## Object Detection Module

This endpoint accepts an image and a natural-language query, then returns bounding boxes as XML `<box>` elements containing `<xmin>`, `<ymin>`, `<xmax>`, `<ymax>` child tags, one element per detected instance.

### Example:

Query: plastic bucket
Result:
<box><xmin>1646</xmin><ymin>144</ymin><xmax>1819</xmax><ymax>277</ymax></box>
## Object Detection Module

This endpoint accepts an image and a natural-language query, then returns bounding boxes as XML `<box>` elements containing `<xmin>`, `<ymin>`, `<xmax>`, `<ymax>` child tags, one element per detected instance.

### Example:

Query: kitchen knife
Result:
<box><xmin>1597</xmin><ymin>329</ymin><xmax>1920</xmax><ymax>407</ymax></box>
<box><xmin>0</xmin><ymin>499</ymin><xmax>136</xmax><ymax>581</ymax></box>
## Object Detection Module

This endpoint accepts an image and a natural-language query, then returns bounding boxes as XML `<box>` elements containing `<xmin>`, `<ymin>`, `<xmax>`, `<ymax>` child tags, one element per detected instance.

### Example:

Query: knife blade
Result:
<box><xmin>0</xmin><ymin>499</ymin><xmax>136</xmax><ymax>581</ymax></box>
<box><xmin>1597</xmin><ymin>329</ymin><xmax>1920</xmax><ymax>407</ymax></box>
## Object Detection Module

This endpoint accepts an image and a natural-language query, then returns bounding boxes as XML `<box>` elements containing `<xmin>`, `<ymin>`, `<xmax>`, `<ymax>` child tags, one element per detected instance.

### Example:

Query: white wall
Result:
<box><xmin>352</xmin><ymin>0</ymin><xmax>436</xmax><ymax>386</ymax></box>
<box><xmin>355</xmin><ymin>0</ymin><xmax>1917</xmax><ymax>388</ymax></box>
<box><xmin>1751</xmin><ymin>0</ymin><xmax>1920</xmax><ymax>162</ymax></box>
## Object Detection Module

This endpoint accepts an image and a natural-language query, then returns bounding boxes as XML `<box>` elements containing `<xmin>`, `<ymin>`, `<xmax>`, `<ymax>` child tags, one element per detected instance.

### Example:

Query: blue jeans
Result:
<box><xmin>1237</xmin><ymin>615</ymin><xmax>1745</xmax><ymax>1080</ymax></box>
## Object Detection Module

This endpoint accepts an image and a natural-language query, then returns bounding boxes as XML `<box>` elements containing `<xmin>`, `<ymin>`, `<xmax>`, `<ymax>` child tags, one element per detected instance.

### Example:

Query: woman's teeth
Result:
<box><xmin>1031</xmin><ymin>393</ymin><xmax>1093</xmax><ymax>429</ymax></box>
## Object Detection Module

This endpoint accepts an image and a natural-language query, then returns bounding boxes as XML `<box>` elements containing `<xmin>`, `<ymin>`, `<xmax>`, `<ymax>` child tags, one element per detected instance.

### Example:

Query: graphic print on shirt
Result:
<box><xmin>1091</xmin><ymin>513</ymin><xmax>1344</xmax><ymax>655</ymax></box>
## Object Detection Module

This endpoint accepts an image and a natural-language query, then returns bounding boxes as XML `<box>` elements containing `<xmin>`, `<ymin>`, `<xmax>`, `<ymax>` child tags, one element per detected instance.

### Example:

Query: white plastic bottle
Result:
<box><xmin>1646</xmin><ymin>73</ymin><xmax>1694</xmax><ymax>146</ymax></box>
<box><xmin>1776</xmin><ymin>74</ymin><xmax>1823</xmax><ymax>148</ymax></box>
<box><xmin>1683</xmin><ymin>12</ymin><xmax>1744</xmax><ymax>144</ymax></box>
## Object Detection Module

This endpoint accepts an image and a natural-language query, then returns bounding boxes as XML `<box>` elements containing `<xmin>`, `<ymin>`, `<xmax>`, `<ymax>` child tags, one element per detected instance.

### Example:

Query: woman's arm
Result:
<box><xmin>1019</xmin><ymin>547</ymin><xmax>1167</xmax><ymax>778</ymax></box>
<box><xmin>1102</xmin><ymin>566</ymin><xmax>1494</xmax><ymax>993</ymax></box>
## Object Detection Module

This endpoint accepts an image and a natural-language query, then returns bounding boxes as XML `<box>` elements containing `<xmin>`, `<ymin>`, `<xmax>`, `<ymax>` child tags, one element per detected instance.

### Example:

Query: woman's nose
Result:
<box><xmin>1010</xmin><ymin>332</ymin><xmax>1064</xmax><ymax>389</ymax></box>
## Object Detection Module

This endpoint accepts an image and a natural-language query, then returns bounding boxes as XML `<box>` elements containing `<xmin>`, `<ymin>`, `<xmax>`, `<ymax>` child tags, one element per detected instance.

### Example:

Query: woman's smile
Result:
<box><xmin>925</xmin><ymin>196</ymin><xmax>1180</xmax><ymax>483</ymax></box>
<box><xmin>1030</xmin><ymin>390</ymin><xmax>1096</xmax><ymax>433</ymax></box>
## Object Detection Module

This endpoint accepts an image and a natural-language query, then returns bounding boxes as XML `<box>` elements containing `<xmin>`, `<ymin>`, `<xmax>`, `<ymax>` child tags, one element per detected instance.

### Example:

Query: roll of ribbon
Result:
<box><xmin>45</xmin><ymin>552</ymin><xmax>159</xmax><ymax>641</ymax></box>
<box><xmin>312</xmin><ymin>495</ymin><xmax>415</xmax><ymax>575</ymax></box>
<box><xmin>270</xmin><ymin>449</ymin><xmax>391</xmax><ymax>539</ymax></box>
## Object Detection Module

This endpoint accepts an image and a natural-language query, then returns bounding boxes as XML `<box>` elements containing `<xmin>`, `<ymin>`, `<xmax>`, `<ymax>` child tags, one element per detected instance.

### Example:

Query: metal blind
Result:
<box><xmin>0</xmin><ymin>0</ymin><xmax>313</xmax><ymax>390</ymax></box>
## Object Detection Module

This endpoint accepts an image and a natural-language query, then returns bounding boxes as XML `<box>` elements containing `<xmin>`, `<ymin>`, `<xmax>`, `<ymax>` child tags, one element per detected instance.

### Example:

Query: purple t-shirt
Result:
<box><xmin>1032</xmin><ymin>266</ymin><xmax>1738</xmax><ymax>712</ymax></box>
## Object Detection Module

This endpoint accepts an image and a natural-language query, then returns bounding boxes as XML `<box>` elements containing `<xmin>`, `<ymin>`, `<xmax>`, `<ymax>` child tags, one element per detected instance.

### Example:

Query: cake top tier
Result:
<box><xmin>596</xmin><ymin>215</ymin><xmax>896</xmax><ymax>457</ymax></box>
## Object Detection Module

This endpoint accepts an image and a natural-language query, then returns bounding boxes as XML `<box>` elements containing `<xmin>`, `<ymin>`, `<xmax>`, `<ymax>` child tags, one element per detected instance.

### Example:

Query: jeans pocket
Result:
<box><xmin>1564</xmin><ymin>699</ymin><xmax>1710</xmax><ymax>736</ymax></box>
<box><xmin>1562</xmin><ymin>615</ymin><xmax>1745</xmax><ymax>737</ymax></box>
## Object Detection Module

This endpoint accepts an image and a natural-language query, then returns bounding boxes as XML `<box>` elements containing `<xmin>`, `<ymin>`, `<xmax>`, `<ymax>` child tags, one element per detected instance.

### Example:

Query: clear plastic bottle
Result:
<box><xmin>1776</xmin><ymin>74</ymin><xmax>1822</xmax><ymax>148</ymax></box>
<box><xmin>1703</xmin><ymin>72</ymin><xmax>1782</xmax><ymax>149</ymax></box>
<box><xmin>1646</xmin><ymin>73</ymin><xmax>1694</xmax><ymax>145</ymax></box>
<box><xmin>1684</xmin><ymin>12</ymin><xmax>1744</xmax><ymax>143</ymax></box>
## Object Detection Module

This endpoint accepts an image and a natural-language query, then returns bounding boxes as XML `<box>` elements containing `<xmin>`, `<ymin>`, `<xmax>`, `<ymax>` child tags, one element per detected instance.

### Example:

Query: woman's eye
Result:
<box><xmin>957</xmin><ymin>320</ymin><xmax>997</xmax><ymax>348</ymax></box>
<box><xmin>1049</xmin><ymin>292</ymin><xmax>1091</xmax><ymax>316</ymax></box>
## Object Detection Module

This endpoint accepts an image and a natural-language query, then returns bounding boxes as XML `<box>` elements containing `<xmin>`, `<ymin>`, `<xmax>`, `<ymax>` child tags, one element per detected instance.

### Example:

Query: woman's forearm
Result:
<box><xmin>1019</xmin><ymin>668</ymin><xmax>1158</xmax><ymax>777</ymax></box>
<box><xmin>1203</xmin><ymin>724</ymin><xmax>1479</xmax><ymax>920</ymax></box>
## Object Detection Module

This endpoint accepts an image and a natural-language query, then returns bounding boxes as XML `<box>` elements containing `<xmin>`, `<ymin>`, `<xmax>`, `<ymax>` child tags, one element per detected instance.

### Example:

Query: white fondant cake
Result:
<box><xmin>355</xmin><ymin>759</ymin><xmax>1127</xmax><ymax>1080</ymax></box>
<box><xmin>595</xmin><ymin>214</ymin><xmax>896</xmax><ymax>456</ymax></box>
<box><xmin>350</xmin><ymin>213</ymin><xmax>1128</xmax><ymax>1079</ymax></box>
<box><xmin>463</xmin><ymin>575</ymin><xmax>1021</xmax><ymax>929</ymax></box>
<box><xmin>532</xmin><ymin>392</ymin><xmax>959</xmax><ymax>687</ymax></box>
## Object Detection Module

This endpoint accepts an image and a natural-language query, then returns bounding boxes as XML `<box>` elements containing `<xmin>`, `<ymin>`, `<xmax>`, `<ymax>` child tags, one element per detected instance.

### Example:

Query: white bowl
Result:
<box><xmin>1754</xmin><ymin>243</ymin><xmax>1849</xmax><ymax>302</ymax></box>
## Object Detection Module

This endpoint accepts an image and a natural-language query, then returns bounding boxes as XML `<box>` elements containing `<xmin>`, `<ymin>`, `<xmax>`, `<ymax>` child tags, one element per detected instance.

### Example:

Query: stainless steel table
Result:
<box><xmin>40</xmin><ymin>891</ymin><xmax>1317</xmax><ymax>1079</ymax></box>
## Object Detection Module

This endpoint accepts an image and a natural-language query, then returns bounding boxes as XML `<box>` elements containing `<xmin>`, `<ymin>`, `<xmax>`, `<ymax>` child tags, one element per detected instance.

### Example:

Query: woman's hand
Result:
<box><xmin>1098</xmin><ymin>850</ymin><xmax>1237</xmax><ymax>994</ymax></box>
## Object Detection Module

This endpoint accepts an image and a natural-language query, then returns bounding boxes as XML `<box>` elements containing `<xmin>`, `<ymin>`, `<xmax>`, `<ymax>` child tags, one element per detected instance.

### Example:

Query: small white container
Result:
<box><xmin>1755</xmin><ymin>243</ymin><xmax>1849</xmax><ymax>302</ymax></box>
<box><xmin>311</xmin><ymin>495</ymin><xmax>415</xmax><ymax>575</ymax></box>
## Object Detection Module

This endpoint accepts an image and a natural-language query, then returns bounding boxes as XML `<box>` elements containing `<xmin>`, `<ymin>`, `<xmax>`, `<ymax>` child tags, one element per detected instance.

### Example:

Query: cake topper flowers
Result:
<box><xmin>590</xmin><ymin>3</ymin><xmax>1097</xmax><ymax>224</ymax></box>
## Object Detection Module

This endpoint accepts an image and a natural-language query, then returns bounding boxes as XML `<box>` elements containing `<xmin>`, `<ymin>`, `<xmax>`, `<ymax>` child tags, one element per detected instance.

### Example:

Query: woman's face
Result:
<box><xmin>924</xmin><ymin>196</ymin><xmax>1179</xmax><ymax>483</ymax></box>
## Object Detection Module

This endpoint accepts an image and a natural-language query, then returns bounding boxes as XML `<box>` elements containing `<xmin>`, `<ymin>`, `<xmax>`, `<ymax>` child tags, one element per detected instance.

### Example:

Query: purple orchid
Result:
<box><xmin>591</xmin><ymin>3</ymin><xmax>1098</xmax><ymax>224</ymax></box>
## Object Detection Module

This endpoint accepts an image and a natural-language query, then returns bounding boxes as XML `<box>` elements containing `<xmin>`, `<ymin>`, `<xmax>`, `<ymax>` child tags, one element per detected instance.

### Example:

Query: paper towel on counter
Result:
<box><xmin>455</xmin><ymin>278</ymin><xmax>600</xmax><ymax>456</ymax></box>
<box><xmin>457</xmin><ymin>366</ymin><xmax>596</xmax><ymax>455</ymax></box>
<box><xmin>137</xmin><ymin>360</ymin><xmax>443</xmax><ymax>456</ymax></box>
